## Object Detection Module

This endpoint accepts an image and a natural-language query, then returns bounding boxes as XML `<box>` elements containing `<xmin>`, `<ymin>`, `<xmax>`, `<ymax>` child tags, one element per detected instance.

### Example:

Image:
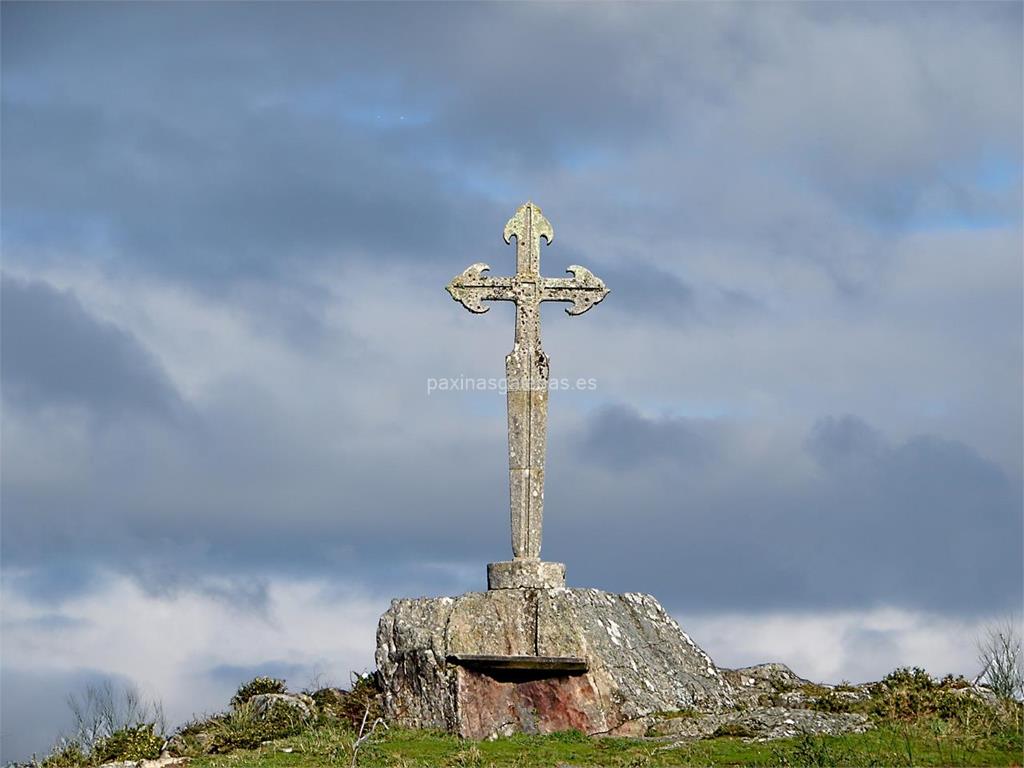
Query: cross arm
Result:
<box><xmin>446</xmin><ymin>263</ymin><xmax>515</xmax><ymax>314</ymax></box>
<box><xmin>540</xmin><ymin>265</ymin><xmax>610</xmax><ymax>316</ymax></box>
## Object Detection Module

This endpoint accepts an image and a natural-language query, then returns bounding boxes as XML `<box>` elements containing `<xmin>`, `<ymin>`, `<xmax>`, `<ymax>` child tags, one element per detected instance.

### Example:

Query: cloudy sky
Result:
<box><xmin>2</xmin><ymin>1</ymin><xmax>1021</xmax><ymax>762</ymax></box>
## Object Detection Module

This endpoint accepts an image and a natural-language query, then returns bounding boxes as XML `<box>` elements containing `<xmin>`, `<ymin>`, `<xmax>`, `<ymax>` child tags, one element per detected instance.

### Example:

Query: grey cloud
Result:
<box><xmin>576</xmin><ymin>404</ymin><xmax>714</xmax><ymax>470</ymax></box>
<box><xmin>1</xmin><ymin>273</ymin><xmax>182</xmax><ymax>418</ymax></box>
<box><xmin>2</xmin><ymin>613</ymin><xmax>91</xmax><ymax>633</ymax></box>
<box><xmin>586</xmin><ymin>263</ymin><xmax>698</xmax><ymax>324</ymax></box>
<box><xmin>0</xmin><ymin>371</ymin><xmax>511</xmax><ymax>601</ymax></box>
<box><xmin>548</xmin><ymin>408</ymin><xmax>1021</xmax><ymax>617</ymax></box>
<box><xmin>805</xmin><ymin>415</ymin><xmax>886</xmax><ymax>469</ymax></box>
<box><xmin>5</xmin><ymin>562</ymin><xmax>113</xmax><ymax>607</ymax></box>
<box><xmin>5</xmin><ymin>388</ymin><xmax>1016</xmax><ymax>618</ymax></box>
<box><xmin>588</xmin><ymin>261</ymin><xmax>763</xmax><ymax>327</ymax></box>
<box><xmin>129</xmin><ymin>568</ymin><xmax>272</xmax><ymax>617</ymax></box>
<box><xmin>3</xmin><ymin>2</ymin><xmax>1018</xmax><ymax>299</ymax></box>
<box><xmin>0</xmin><ymin>3</ymin><xmax>672</xmax><ymax>287</ymax></box>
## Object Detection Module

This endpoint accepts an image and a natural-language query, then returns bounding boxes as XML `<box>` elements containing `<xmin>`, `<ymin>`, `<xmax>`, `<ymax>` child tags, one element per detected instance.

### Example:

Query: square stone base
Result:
<box><xmin>487</xmin><ymin>560</ymin><xmax>565</xmax><ymax>589</ymax></box>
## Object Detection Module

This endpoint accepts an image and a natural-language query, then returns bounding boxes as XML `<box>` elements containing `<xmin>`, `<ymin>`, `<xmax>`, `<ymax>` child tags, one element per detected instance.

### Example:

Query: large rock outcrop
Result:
<box><xmin>375</xmin><ymin>587</ymin><xmax>734</xmax><ymax>738</ymax></box>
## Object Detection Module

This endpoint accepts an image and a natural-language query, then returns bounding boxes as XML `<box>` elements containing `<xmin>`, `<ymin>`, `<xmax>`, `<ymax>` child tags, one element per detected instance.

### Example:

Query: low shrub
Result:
<box><xmin>230</xmin><ymin>676</ymin><xmax>287</xmax><ymax>707</ymax></box>
<box><xmin>212</xmin><ymin>702</ymin><xmax>305</xmax><ymax>753</ymax></box>
<box><xmin>870</xmin><ymin>666</ymin><xmax>943</xmax><ymax>720</ymax></box>
<box><xmin>312</xmin><ymin>672</ymin><xmax>382</xmax><ymax>729</ymax></box>
<box><xmin>712</xmin><ymin>722</ymin><xmax>755</xmax><ymax>738</ymax></box>
<box><xmin>868</xmin><ymin>665</ymin><xmax>1012</xmax><ymax>735</ymax></box>
<box><xmin>810</xmin><ymin>690</ymin><xmax>853</xmax><ymax>714</ymax></box>
<box><xmin>40</xmin><ymin>742</ymin><xmax>87</xmax><ymax>768</ymax></box>
<box><xmin>91</xmin><ymin>723</ymin><xmax>163</xmax><ymax>763</ymax></box>
<box><xmin>168</xmin><ymin>701</ymin><xmax>306</xmax><ymax>756</ymax></box>
<box><xmin>798</xmin><ymin>682</ymin><xmax>832</xmax><ymax>698</ymax></box>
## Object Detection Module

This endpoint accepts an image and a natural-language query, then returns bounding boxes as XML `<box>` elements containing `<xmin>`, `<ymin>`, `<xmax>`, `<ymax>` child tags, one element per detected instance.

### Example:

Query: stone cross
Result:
<box><xmin>447</xmin><ymin>202</ymin><xmax>608</xmax><ymax>587</ymax></box>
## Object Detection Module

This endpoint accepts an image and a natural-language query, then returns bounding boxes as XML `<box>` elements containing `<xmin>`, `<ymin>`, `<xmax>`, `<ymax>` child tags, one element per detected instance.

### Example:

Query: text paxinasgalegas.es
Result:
<box><xmin>426</xmin><ymin>376</ymin><xmax>598</xmax><ymax>395</ymax></box>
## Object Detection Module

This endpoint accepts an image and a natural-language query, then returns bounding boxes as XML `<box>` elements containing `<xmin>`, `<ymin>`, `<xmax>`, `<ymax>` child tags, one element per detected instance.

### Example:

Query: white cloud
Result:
<box><xmin>682</xmin><ymin>607</ymin><xmax>1015</xmax><ymax>685</ymax></box>
<box><xmin>2</xmin><ymin>570</ymin><xmax>383</xmax><ymax>739</ymax></box>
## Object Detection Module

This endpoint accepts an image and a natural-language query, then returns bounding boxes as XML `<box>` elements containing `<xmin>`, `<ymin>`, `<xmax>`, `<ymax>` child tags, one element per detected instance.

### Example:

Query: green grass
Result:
<box><xmin>39</xmin><ymin>671</ymin><xmax>1022</xmax><ymax>767</ymax></box>
<box><xmin>188</xmin><ymin>718</ymin><xmax>1023</xmax><ymax>767</ymax></box>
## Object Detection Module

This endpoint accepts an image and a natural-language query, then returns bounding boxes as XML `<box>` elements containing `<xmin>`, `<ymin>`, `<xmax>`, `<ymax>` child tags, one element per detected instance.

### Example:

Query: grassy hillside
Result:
<box><xmin>189</xmin><ymin>721</ymin><xmax>1023</xmax><ymax>768</ymax></box>
<box><xmin>35</xmin><ymin>670</ymin><xmax>1023</xmax><ymax>768</ymax></box>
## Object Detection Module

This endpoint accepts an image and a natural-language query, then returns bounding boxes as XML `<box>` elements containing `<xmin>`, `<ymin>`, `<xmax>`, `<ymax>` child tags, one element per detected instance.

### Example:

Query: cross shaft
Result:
<box><xmin>447</xmin><ymin>202</ymin><xmax>608</xmax><ymax>562</ymax></box>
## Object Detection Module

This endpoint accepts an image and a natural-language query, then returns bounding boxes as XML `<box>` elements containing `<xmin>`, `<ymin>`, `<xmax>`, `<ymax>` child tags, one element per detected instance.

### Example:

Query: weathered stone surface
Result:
<box><xmin>446</xmin><ymin>202</ymin><xmax>608</xmax><ymax>563</ymax></box>
<box><xmin>641</xmin><ymin>664</ymin><xmax>874</xmax><ymax>741</ymax></box>
<box><xmin>726</xmin><ymin>706</ymin><xmax>871</xmax><ymax>740</ymax></box>
<box><xmin>376</xmin><ymin>587</ymin><xmax>733</xmax><ymax>739</ymax></box>
<box><xmin>648</xmin><ymin>707</ymin><xmax>870</xmax><ymax>741</ymax></box>
<box><xmin>725</xmin><ymin>662</ymin><xmax>814</xmax><ymax>692</ymax></box>
<box><xmin>487</xmin><ymin>560</ymin><xmax>565</xmax><ymax>589</ymax></box>
<box><xmin>725</xmin><ymin>663</ymin><xmax>821</xmax><ymax>708</ymax></box>
<box><xmin>722</xmin><ymin>662</ymin><xmax>875</xmax><ymax>711</ymax></box>
<box><xmin>98</xmin><ymin>757</ymin><xmax>189</xmax><ymax>768</ymax></box>
<box><xmin>943</xmin><ymin>683</ymin><xmax>1003</xmax><ymax>707</ymax></box>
